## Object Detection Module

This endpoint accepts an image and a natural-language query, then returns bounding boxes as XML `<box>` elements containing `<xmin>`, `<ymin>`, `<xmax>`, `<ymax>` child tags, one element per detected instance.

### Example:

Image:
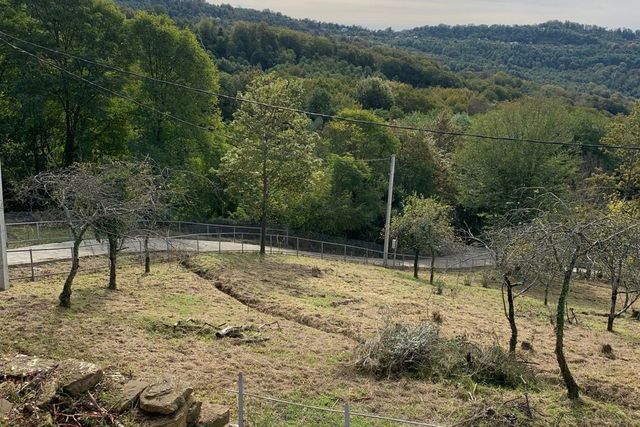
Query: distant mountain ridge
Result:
<box><xmin>115</xmin><ymin>0</ymin><xmax>640</xmax><ymax>101</ymax></box>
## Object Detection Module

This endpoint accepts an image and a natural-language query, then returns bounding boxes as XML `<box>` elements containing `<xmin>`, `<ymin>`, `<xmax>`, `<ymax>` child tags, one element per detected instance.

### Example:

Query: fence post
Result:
<box><xmin>270</xmin><ymin>235</ymin><xmax>273</xmax><ymax>254</ymax></box>
<box><xmin>296</xmin><ymin>237</ymin><xmax>299</xmax><ymax>256</ymax></box>
<box><xmin>36</xmin><ymin>222</ymin><xmax>40</xmax><ymax>241</ymax></box>
<box><xmin>29</xmin><ymin>249</ymin><xmax>35</xmax><ymax>282</ymax></box>
<box><xmin>344</xmin><ymin>244</ymin><xmax>347</xmax><ymax>262</ymax></box>
<box><xmin>166</xmin><ymin>230</ymin><xmax>170</xmax><ymax>260</ymax></box>
<box><xmin>233</xmin><ymin>226</ymin><xmax>236</xmax><ymax>243</ymax></box>
<box><xmin>241</xmin><ymin>234</ymin><xmax>244</xmax><ymax>254</ymax></box>
<box><xmin>321</xmin><ymin>242</ymin><xmax>324</xmax><ymax>260</ymax></box>
<box><xmin>344</xmin><ymin>403</ymin><xmax>350</xmax><ymax>427</ymax></box>
<box><xmin>196</xmin><ymin>234</ymin><xmax>200</xmax><ymax>254</ymax></box>
<box><xmin>218</xmin><ymin>234</ymin><xmax>222</xmax><ymax>254</ymax></box>
<box><xmin>238</xmin><ymin>373</ymin><xmax>245</xmax><ymax>427</ymax></box>
<box><xmin>365</xmin><ymin>249</ymin><xmax>368</xmax><ymax>264</ymax></box>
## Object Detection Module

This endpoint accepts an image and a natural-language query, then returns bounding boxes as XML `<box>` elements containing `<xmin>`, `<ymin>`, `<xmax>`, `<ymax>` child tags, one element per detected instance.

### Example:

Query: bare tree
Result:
<box><xmin>521</xmin><ymin>196</ymin><xmax>636</xmax><ymax>400</ymax></box>
<box><xmin>22</xmin><ymin>161</ymin><xmax>171</xmax><ymax>306</ymax></box>
<box><xmin>22</xmin><ymin>164</ymin><xmax>114</xmax><ymax>307</ymax></box>
<box><xmin>91</xmin><ymin>161</ymin><xmax>170</xmax><ymax>289</ymax></box>
<box><xmin>590</xmin><ymin>209</ymin><xmax>640</xmax><ymax>332</ymax></box>
<box><xmin>485</xmin><ymin>223</ymin><xmax>542</xmax><ymax>353</ymax></box>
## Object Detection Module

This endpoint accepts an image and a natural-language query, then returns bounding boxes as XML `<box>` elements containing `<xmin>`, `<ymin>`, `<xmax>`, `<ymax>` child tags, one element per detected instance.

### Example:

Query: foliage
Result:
<box><xmin>600</xmin><ymin>102</ymin><xmax>640</xmax><ymax>201</ymax></box>
<box><xmin>218</xmin><ymin>75</ymin><xmax>319</xmax><ymax>252</ymax></box>
<box><xmin>390</xmin><ymin>195</ymin><xmax>455</xmax><ymax>280</ymax></box>
<box><xmin>355</xmin><ymin>77</ymin><xmax>394</xmax><ymax>110</ymax></box>
<box><xmin>390</xmin><ymin>196</ymin><xmax>455</xmax><ymax>256</ymax></box>
<box><xmin>456</xmin><ymin>98</ymin><xmax>580</xmax><ymax>219</ymax></box>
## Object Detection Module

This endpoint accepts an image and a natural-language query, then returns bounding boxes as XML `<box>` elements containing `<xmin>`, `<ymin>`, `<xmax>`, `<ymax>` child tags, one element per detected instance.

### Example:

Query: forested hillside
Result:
<box><xmin>379</xmin><ymin>22</ymin><xmax>640</xmax><ymax>108</ymax></box>
<box><xmin>116</xmin><ymin>1</ymin><xmax>637</xmax><ymax>113</ymax></box>
<box><xmin>1</xmin><ymin>0</ymin><xmax>638</xmax><ymax>245</ymax></box>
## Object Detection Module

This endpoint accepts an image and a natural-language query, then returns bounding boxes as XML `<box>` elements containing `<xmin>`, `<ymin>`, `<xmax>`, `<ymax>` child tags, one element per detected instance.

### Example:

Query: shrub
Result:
<box><xmin>354</xmin><ymin>322</ymin><xmax>440</xmax><ymax>378</ymax></box>
<box><xmin>355</xmin><ymin>322</ymin><xmax>532</xmax><ymax>388</ymax></box>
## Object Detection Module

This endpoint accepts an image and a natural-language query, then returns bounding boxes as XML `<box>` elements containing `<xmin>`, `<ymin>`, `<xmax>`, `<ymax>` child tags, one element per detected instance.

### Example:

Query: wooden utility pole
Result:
<box><xmin>0</xmin><ymin>162</ymin><xmax>9</xmax><ymax>291</ymax></box>
<box><xmin>383</xmin><ymin>154</ymin><xmax>396</xmax><ymax>267</ymax></box>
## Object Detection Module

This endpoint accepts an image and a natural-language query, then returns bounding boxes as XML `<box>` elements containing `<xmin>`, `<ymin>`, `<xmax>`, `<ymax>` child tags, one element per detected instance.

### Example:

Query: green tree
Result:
<box><xmin>600</xmin><ymin>102</ymin><xmax>640</xmax><ymax>200</ymax></box>
<box><xmin>390</xmin><ymin>196</ymin><xmax>455</xmax><ymax>282</ymax></box>
<box><xmin>4</xmin><ymin>0</ymin><xmax>129</xmax><ymax>167</ymax></box>
<box><xmin>127</xmin><ymin>11</ymin><xmax>225</xmax><ymax>218</ymax></box>
<box><xmin>456</xmin><ymin>98</ymin><xmax>580</xmax><ymax>219</ymax></box>
<box><xmin>355</xmin><ymin>77</ymin><xmax>394</xmax><ymax>110</ymax></box>
<box><xmin>219</xmin><ymin>75</ymin><xmax>319</xmax><ymax>254</ymax></box>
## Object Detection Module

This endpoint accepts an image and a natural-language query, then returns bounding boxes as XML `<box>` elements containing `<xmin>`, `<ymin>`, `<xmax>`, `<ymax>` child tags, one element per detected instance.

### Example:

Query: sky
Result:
<box><xmin>208</xmin><ymin>0</ymin><xmax>639</xmax><ymax>31</ymax></box>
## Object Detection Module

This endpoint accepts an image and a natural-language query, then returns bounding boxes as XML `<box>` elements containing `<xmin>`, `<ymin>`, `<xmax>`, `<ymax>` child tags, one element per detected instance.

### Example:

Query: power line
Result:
<box><xmin>2</xmin><ymin>29</ymin><xmax>640</xmax><ymax>151</ymax></box>
<box><xmin>0</xmin><ymin>35</ymin><xmax>214</xmax><ymax>134</ymax></box>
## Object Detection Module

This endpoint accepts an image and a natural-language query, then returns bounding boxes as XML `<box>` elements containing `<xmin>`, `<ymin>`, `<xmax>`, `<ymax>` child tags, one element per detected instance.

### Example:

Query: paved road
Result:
<box><xmin>7</xmin><ymin>237</ymin><xmax>492</xmax><ymax>270</ymax></box>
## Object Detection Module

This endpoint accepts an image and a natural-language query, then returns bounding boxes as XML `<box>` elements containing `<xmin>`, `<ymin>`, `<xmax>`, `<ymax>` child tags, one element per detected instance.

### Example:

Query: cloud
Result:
<box><xmin>207</xmin><ymin>0</ymin><xmax>639</xmax><ymax>30</ymax></box>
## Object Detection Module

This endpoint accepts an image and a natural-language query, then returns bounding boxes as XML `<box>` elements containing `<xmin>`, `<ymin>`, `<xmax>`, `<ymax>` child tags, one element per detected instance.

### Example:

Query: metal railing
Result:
<box><xmin>5</xmin><ymin>222</ymin><xmax>493</xmax><ymax>282</ymax></box>
<box><xmin>229</xmin><ymin>373</ymin><xmax>442</xmax><ymax>427</ymax></box>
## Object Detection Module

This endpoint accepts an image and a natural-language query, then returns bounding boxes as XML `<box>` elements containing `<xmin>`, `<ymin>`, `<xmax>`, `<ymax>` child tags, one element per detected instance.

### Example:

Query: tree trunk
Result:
<box><xmin>607</xmin><ymin>280</ymin><xmax>619</xmax><ymax>332</ymax></box>
<box><xmin>63</xmin><ymin>112</ymin><xmax>76</xmax><ymax>167</ymax></box>
<box><xmin>505</xmin><ymin>275</ymin><xmax>518</xmax><ymax>353</ymax></box>
<box><xmin>59</xmin><ymin>237</ymin><xmax>81</xmax><ymax>308</ymax></box>
<box><xmin>544</xmin><ymin>282</ymin><xmax>550</xmax><ymax>306</ymax></box>
<box><xmin>259</xmin><ymin>159</ymin><xmax>268</xmax><ymax>256</ymax></box>
<box><xmin>413</xmin><ymin>249</ymin><xmax>419</xmax><ymax>279</ymax></box>
<box><xmin>555</xmin><ymin>257</ymin><xmax>580</xmax><ymax>400</ymax></box>
<box><xmin>108</xmin><ymin>236</ymin><xmax>117</xmax><ymax>290</ymax></box>
<box><xmin>429</xmin><ymin>248</ymin><xmax>436</xmax><ymax>285</ymax></box>
<box><xmin>144</xmin><ymin>235</ymin><xmax>151</xmax><ymax>274</ymax></box>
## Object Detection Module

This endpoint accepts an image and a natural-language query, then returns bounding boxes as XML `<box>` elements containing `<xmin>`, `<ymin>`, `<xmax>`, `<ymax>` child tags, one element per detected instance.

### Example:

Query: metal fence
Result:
<box><xmin>5</xmin><ymin>221</ymin><xmax>493</xmax><ymax>282</ymax></box>
<box><xmin>229</xmin><ymin>373</ymin><xmax>442</xmax><ymax>427</ymax></box>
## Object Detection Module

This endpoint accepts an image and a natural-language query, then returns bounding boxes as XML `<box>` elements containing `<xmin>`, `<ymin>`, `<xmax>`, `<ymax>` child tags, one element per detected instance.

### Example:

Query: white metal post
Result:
<box><xmin>383</xmin><ymin>154</ymin><xmax>396</xmax><ymax>267</ymax></box>
<box><xmin>238</xmin><ymin>372</ymin><xmax>245</xmax><ymax>427</ymax></box>
<box><xmin>344</xmin><ymin>403</ymin><xmax>350</xmax><ymax>427</ymax></box>
<box><xmin>0</xmin><ymin>163</ymin><xmax>8</xmax><ymax>291</ymax></box>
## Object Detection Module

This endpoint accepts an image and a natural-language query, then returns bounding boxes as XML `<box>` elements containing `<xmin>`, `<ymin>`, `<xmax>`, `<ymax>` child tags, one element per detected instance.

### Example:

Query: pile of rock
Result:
<box><xmin>134</xmin><ymin>378</ymin><xmax>229</xmax><ymax>427</ymax></box>
<box><xmin>0</xmin><ymin>354</ymin><xmax>230</xmax><ymax>427</ymax></box>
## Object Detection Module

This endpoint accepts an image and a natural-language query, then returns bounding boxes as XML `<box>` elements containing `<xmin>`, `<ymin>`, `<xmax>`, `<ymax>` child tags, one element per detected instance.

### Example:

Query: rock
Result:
<box><xmin>199</xmin><ymin>404</ymin><xmax>230</xmax><ymax>427</ymax></box>
<box><xmin>140</xmin><ymin>378</ymin><xmax>193</xmax><ymax>415</ymax></box>
<box><xmin>139</xmin><ymin>396</ymin><xmax>193</xmax><ymax>427</ymax></box>
<box><xmin>35</xmin><ymin>376</ymin><xmax>59</xmax><ymax>408</ymax></box>
<box><xmin>113</xmin><ymin>379</ymin><xmax>151</xmax><ymax>413</ymax></box>
<box><xmin>311</xmin><ymin>267</ymin><xmax>323</xmax><ymax>278</ymax></box>
<box><xmin>0</xmin><ymin>398</ymin><xmax>13</xmax><ymax>418</ymax></box>
<box><xmin>0</xmin><ymin>354</ymin><xmax>57</xmax><ymax>378</ymax></box>
<box><xmin>187</xmin><ymin>401</ymin><xmax>202</xmax><ymax>425</ymax></box>
<box><xmin>57</xmin><ymin>359</ymin><xmax>103</xmax><ymax>396</ymax></box>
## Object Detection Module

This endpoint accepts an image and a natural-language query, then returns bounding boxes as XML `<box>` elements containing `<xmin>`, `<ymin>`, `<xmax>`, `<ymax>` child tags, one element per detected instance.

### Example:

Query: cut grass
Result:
<box><xmin>0</xmin><ymin>254</ymin><xmax>639</xmax><ymax>426</ymax></box>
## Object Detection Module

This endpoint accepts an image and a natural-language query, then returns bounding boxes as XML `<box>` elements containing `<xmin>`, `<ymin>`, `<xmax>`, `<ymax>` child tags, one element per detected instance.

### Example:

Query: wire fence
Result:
<box><xmin>228</xmin><ymin>373</ymin><xmax>443</xmax><ymax>427</ymax></box>
<box><xmin>5</xmin><ymin>221</ymin><xmax>493</xmax><ymax>282</ymax></box>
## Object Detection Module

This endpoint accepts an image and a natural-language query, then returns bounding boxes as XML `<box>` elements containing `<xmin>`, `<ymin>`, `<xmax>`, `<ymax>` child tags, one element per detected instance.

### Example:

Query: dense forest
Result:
<box><xmin>116</xmin><ymin>0</ymin><xmax>638</xmax><ymax>113</ymax></box>
<box><xmin>0</xmin><ymin>0</ymin><xmax>638</xmax><ymax>245</ymax></box>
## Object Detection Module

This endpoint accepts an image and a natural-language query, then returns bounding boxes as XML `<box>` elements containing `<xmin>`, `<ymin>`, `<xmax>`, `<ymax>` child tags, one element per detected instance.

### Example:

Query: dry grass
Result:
<box><xmin>0</xmin><ymin>253</ymin><xmax>639</xmax><ymax>426</ymax></box>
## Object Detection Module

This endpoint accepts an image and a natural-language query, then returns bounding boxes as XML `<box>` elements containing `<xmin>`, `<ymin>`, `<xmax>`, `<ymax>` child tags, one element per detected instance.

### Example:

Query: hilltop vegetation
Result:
<box><xmin>117</xmin><ymin>1</ymin><xmax>638</xmax><ymax>111</ymax></box>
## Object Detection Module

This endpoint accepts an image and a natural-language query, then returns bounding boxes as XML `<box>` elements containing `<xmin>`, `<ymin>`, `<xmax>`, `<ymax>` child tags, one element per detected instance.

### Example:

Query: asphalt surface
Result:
<box><xmin>7</xmin><ymin>237</ymin><xmax>492</xmax><ymax>270</ymax></box>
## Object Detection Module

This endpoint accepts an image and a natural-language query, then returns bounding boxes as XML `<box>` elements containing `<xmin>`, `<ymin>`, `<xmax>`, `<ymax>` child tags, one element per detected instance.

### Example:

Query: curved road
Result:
<box><xmin>7</xmin><ymin>237</ymin><xmax>492</xmax><ymax>270</ymax></box>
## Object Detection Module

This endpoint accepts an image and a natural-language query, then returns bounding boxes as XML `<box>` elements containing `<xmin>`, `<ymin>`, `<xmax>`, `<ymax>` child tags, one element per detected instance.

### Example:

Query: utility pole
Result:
<box><xmin>0</xmin><ymin>162</ymin><xmax>9</xmax><ymax>291</ymax></box>
<box><xmin>383</xmin><ymin>154</ymin><xmax>396</xmax><ymax>267</ymax></box>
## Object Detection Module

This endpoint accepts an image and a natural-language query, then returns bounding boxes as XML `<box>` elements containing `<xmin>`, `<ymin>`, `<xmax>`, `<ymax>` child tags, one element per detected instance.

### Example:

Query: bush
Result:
<box><xmin>355</xmin><ymin>322</ymin><xmax>532</xmax><ymax>388</ymax></box>
<box><xmin>354</xmin><ymin>323</ymin><xmax>440</xmax><ymax>378</ymax></box>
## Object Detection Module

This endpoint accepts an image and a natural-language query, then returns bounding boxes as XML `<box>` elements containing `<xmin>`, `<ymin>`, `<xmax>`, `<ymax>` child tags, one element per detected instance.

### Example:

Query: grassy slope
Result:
<box><xmin>0</xmin><ymin>254</ymin><xmax>639</xmax><ymax>426</ymax></box>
